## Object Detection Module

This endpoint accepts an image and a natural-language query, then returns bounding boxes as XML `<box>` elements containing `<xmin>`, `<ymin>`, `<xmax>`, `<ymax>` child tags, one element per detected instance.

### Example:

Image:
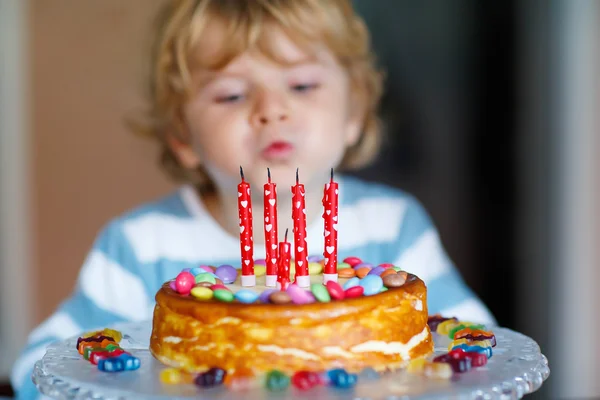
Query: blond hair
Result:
<box><xmin>133</xmin><ymin>0</ymin><xmax>384</xmax><ymax>188</ymax></box>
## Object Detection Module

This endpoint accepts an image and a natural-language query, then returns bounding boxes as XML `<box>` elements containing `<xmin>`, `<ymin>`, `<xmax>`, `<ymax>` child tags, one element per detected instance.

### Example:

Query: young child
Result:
<box><xmin>12</xmin><ymin>1</ymin><xmax>495</xmax><ymax>397</ymax></box>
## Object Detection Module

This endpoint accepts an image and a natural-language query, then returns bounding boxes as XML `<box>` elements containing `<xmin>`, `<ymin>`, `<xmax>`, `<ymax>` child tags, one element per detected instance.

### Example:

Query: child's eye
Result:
<box><xmin>291</xmin><ymin>83</ymin><xmax>319</xmax><ymax>93</ymax></box>
<box><xmin>215</xmin><ymin>94</ymin><xmax>244</xmax><ymax>103</ymax></box>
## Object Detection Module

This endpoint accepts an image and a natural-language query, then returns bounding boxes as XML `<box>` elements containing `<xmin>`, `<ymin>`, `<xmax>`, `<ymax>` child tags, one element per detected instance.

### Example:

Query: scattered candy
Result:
<box><xmin>392</xmin><ymin>266</ymin><xmax>403</xmax><ymax>272</ymax></box>
<box><xmin>255</xmin><ymin>258</ymin><xmax>267</xmax><ymax>266</ymax></box>
<box><xmin>353</xmin><ymin>262</ymin><xmax>373</xmax><ymax>271</ymax></box>
<box><xmin>97</xmin><ymin>353</ymin><xmax>140</xmax><ymax>372</ymax></box>
<box><xmin>337</xmin><ymin>262</ymin><xmax>352</xmax><ymax>270</ymax></box>
<box><xmin>194</xmin><ymin>273</ymin><xmax>217</xmax><ymax>285</ymax></box>
<box><xmin>343</xmin><ymin>277</ymin><xmax>360</xmax><ymax>290</ymax></box>
<box><xmin>175</xmin><ymin>271</ymin><xmax>195</xmax><ymax>294</ymax></box>
<box><xmin>327</xmin><ymin>368</ymin><xmax>357</xmax><ymax>389</ymax></box>
<box><xmin>379</xmin><ymin>268</ymin><xmax>397</xmax><ymax>278</ymax></box>
<box><xmin>269</xmin><ymin>291</ymin><xmax>292</xmax><ymax>304</ymax></box>
<box><xmin>287</xmin><ymin>284</ymin><xmax>315</xmax><ymax>304</ymax></box>
<box><xmin>215</xmin><ymin>264</ymin><xmax>237</xmax><ymax>284</ymax></box>
<box><xmin>359</xmin><ymin>275</ymin><xmax>384</xmax><ymax>296</ymax></box>
<box><xmin>308</xmin><ymin>262</ymin><xmax>323</xmax><ymax>275</ymax></box>
<box><xmin>326</xmin><ymin>281</ymin><xmax>345</xmax><ymax>300</ymax></box>
<box><xmin>338</xmin><ymin>268</ymin><xmax>357</xmax><ymax>278</ymax></box>
<box><xmin>446</xmin><ymin>348</ymin><xmax>488</xmax><ymax>367</ymax></box>
<box><xmin>355</xmin><ymin>267</ymin><xmax>371</xmax><ymax>279</ymax></box>
<box><xmin>210</xmin><ymin>284</ymin><xmax>230</xmax><ymax>292</ymax></box>
<box><xmin>407</xmin><ymin>358</ymin><xmax>428</xmax><ymax>373</ymax></box>
<box><xmin>382</xmin><ymin>273</ymin><xmax>406</xmax><ymax>288</ymax></box>
<box><xmin>83</xmin><ymin>346</ymin><xmax>104</xmax><ymax>360</ymax></box>
<box><xmin>160</xmin><ymin>368</ymin><xmax>193</xmax><ymax>385</ymax></box>
<box><xmin>254</xmin><ymin>265</ymin><xmax>266</xmax><ymax>277</ymax></box>
<box><xmin>307</xmin><ymin>255</ymin><xmax>322</xmax><ymax>262</ymax></box>
<box><xmin>213</xmin><ymin>289</ymin><xmax>235</xmax><ymax>303</ymax></box>
<box><xmin>291</xmin><ymin>370</ymin><xmax>322</xmax><ymax>390</ymax></box>
<box><xmin>311</xmin><ymin>283</ymin><xmax>331</xmax><ymax>302</ymax></box>
<box><xmin>169</xmin><ymin>280</ymin><xmax>177</xmax><ymax>291</ymax></box>
<box><xmin>367</xmin><ymin>266</ymin><xmax>386</xmax><ymax>276</ymax></box>
<box><xmin>224</xmin><ymin>367</ymin><xmax>258</xmax><ymax>391</ymax></box>
<box><xmin>190</xmin><ymin>267</ymin><xmax>203</xmax><ymax>276</ymax></box>
<box><xmin>199</xmin><ymin>265</ymin><xmax>215</xmax><ymax>273</ymax></box>
<box><xmin>378</xmin><ymin>263</ymin><xmax>394</xmax><ymax>269</ymax></box>
<box><xmin>190</xmin><ymin>286</ymin><xmax>213</xmax><ymax>300</ymax></box>
<box><xmin>343</xmin><ymin>256</ymin><xmax>362</xmax><ymax>267</ymax></box>
<box><xmin>448</xmin><ymin>323</ymin><xmax>486</xmax><ymax>340</ymax></box>
<box><xmin>266</xmin><ymin>370</ymin><xmax>290</xmax><ymax>392</ymax></box>
<box><xmin>450</xmin><ymin>343</ymin><xmax>493</xmax><ymax>359</ymax></box>
<box><xmin>90</xmin><ymin>348</ymin><xmax>126</xmax><ymax>365</ymax></box>
<box><xmin>78</xmin><ymin>337</ymin><xmax>115</xmax><ymax>354</ymax></box>
<box><xmin>427</xmin><ymin>314</ymin><xmax>458</xmax><ymax>331</ymax></box>
<box><xmin>436</xmin><ymin>319</ymin><xmax>461</xmax><ymax>336</ymax></box>
<box><xmin>235</xmin><ymin>289</ymin><xmax>259</xmax><ymax>304</ymax></box>
<box><xmin>344</xmin><ymin>285</ymin><xmax>364</xmax><ymax>298</ymax></box>
<box><xmin>259</xmin><ymin>289</ymin><xmax>276</xmax><ymax>303</ymax></box>
<box><xmin>195</xmin><ymin>367</ymin><xmax>227</xmax><ymax>388</ymax></box>
<box><xmin>433</xmin><ymin>352</ymin><xmax>472</xmax><ymax>373</ymax></box>
<box><xmin>423</xmin><ymin>362</ymin><xmax>453</xmax><ymax>379</ymax></box>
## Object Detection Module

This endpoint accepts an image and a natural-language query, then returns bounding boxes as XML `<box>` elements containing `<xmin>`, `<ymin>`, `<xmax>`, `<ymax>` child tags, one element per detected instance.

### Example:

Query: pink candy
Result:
<box><xmin>326</xmin><ymin>281</ymin><xmax>345</xmax><ymax>300</ymax></box>
<box><xmin>287</xmin><ymin>284</ymin><xmax>315</xmax><ymax>304</ymax></box>
<box><xmin>175</xmin><ymin>271</ymin><xmax>195</xmax><ymax>294</ymax></box>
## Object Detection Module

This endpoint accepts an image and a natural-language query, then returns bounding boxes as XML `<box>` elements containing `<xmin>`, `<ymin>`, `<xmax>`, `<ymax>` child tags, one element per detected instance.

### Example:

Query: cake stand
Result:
<box><xmin>32</xmin><ymin>321</ymin><xmax>549</xmax><ymax>400</ymax></box>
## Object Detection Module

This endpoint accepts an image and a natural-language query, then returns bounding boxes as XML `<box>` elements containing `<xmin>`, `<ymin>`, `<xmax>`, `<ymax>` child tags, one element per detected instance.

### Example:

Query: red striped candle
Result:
<box><xmin>292</xmin><ymin>168</ymin><xmax>310</xmax><ymax>287</ymax></box>
<box><xmin>264</xmin><ymin>168</ymin><xmax>278</xmax><ymax>287</ymax></box>
<box><xmin>238</xmin><ymin>167</ymin><xmax>255</xmax><ymax>286</ymax></box>
<box><xmin>276</xmin><ymin>228</ymin><xmax>291</xmax><ymax>290</ymax></box>
<box><xmin>322</xmin><ymin>168</ymin><xmax>339</xmax><ymax>283</ymax></box>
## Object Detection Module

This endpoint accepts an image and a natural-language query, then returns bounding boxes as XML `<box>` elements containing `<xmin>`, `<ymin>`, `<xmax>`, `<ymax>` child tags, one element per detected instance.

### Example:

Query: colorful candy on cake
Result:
<box><xmin>75</xmin><ymin>168</ymin><xmax>496</xmax><ymax>392</ymax></box>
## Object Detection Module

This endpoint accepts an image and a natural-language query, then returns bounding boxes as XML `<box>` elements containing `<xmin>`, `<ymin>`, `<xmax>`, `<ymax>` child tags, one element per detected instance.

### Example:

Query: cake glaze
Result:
<box><xmin>150</xmin><ymin>273</ymin><xmax>433</xmax><ymax>374</ymax></box>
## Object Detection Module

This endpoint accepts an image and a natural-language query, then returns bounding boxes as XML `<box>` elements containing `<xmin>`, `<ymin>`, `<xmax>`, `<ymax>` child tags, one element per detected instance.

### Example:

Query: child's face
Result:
<box><xmin>177</xmin><ymin>22</ymin><xmax>362</xmax><ymax>193</ymax></box>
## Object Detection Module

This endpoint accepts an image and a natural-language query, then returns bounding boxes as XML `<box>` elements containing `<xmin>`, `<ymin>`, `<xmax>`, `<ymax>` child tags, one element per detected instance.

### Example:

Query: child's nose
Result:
<box><xmin>251</xmin><ymin>91</ymin><xmax>289</xmax><ymax>127</ymax></box>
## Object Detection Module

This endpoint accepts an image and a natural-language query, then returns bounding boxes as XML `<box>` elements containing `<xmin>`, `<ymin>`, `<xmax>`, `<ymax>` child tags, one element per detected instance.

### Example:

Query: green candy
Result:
<box><xmin>380</xmin><ymin>287</ymin><xmax>388</xmax><ymax>293</ymax></box>
<box><xmin>266</xmin><ymin>370</ymin><xmax>290</xmax><ymax>392</ymax></box>
<box><xmin>448</xmin><ymin>323</ymin><xmax>486</xmax><ymax>339</ymax></box>
<box><xmin>213</xmin><ymin>289</ymin><xmax>234</xmax><ymax>303</ymax></box>
<box><xmin>392</xmin><ymin>267</ymin><xmax>403</xmax><ymax>272</ymax></box>
<box><xmin>311</xmin><ymin>283</ymin><xmax>331</xmax><ymax>302</ymax></box>
<box><xmin>105</xmin><ymin>343</ymin><xmax>121</xmax><ymax>352</ymax></box>
<box><xmin>195</xmin><ymin>273</ymin><xmax>216</xmax><ymax>285</ymax></box>
<box><xmin>83</xmin><ymin>346</ymin><xmax>105</xmax><ymax>360</ymax></box>
<box><xmin>337</xmin><ymin>262</ymin><xmax>352</xmax><ymax>270</ymax></box>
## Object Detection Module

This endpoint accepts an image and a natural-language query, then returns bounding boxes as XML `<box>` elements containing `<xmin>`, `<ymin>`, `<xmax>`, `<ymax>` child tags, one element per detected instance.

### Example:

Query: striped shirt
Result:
<box><xmin>11</xmin><ymin>175</ymin><xmax>495</xmax><ymax>398</ymax></box>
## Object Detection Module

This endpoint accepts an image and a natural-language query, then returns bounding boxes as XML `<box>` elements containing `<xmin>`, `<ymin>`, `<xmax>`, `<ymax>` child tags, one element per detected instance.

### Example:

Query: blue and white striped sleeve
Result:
<box><xmin>11</xmin><ymin>220</ymin><xmax>152</xmax><ymax>399</ymax></box>
<box><xmin>391</xmin><ymin>195</ymin><xmax>496</xmax><ymax>325</ymax></box>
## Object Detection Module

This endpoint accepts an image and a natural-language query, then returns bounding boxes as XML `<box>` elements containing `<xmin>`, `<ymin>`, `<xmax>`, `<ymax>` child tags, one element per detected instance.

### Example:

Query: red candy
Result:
<box><xmin>291</xmin><ymin>370</ymin><xmax>322</xmax><ymax>390</ymax></box>
<box><xmin>90</xmin><ymin>348</ymin><xmax>126</xmax><ymax>365</ymax></box>
<box><xmin>326</xmin><ymin>281</ymin><xmax>345</xmax><ymax>300</ymax></box>
<box><xmin>175</xmin><ymin>271</ymin><xmax>195</xmax><ymax>294</ymax></box>
<box><xmin>447</xmin><ymin>348</ymin><xmax>488</xmax><ymax>367</ymax></box>
<box><xmin>343</xmin><ymin>256</ymin><xmax>362</xmax><ymax>267</ymax></box>
<box><xmin>344</xmin><ymin>285</ymin><xmax>364</xmax><ymax>298</ymax></box>
<box><xmin>378</xmin><ymin>263</ymin><xmax>394</xmax><ymax>269</ymax></box>
<box><xmin>210</xmin><ymin>284</ymin><xmax>230</xmax><ymax>292</ymax></box>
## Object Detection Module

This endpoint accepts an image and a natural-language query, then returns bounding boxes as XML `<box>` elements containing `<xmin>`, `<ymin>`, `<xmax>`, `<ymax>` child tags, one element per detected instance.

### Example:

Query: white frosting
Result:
<box><xmin>162</xmin><ymin>336</ymin><xmax>183</xmax><ymax>344</ymax></box>
<box><xmin>414</xmin><ymin>299</ymin><xmax>423</xmax><ymax>311</ymax></box>
<box><xmin>349</xmin><ymin>326</ymin><xmax>429</xmax><ymax>358</ymax></box>
<box><xmin>257</xmin><ymin>344</ymin><xmax>320</xmax><ymax>360</ymax></box>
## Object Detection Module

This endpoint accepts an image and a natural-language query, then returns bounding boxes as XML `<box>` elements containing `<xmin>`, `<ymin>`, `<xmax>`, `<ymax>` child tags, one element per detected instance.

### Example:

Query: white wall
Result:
<box><xmin>0</xmin><ymin>0</ymin><xmax>33</xmax><ymax>377</ymax></box>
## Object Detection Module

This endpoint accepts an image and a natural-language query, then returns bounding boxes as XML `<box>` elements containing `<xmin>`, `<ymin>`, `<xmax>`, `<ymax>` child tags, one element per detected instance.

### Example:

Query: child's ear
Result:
<box><xmin>167</xmin><ymin>134</ymin><xmax>201</xmax><ymax>169</ymax></box>
<box><xmin>344</xmin><ymin>95</ymin><xmax>364</xmax><ymax>147</ymax></box>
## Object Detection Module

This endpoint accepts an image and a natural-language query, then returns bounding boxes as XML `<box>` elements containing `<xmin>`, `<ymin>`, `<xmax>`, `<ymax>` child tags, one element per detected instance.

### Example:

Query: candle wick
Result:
<box><xmin>284</xmin><ymin>228</ymin><xmax>289</xmax><ymax>242</ymax></box>
<box><xmin>267</xmin><ymin>167</ymin><xmax>271</xmax><ymax>183</ymax></box>
<box><xmin>240</xmin><ymin>166</ymin><xmax>245</xmax><ymax>181</ymax></box>
<box><xmin>330</xmin><ymin>167</ymin><xmax>334</xmax><ymax>183</ymax></box>
<box><xmin>296</xmin><ymin>168</ymin><xmax>299</xmax><ymax>184</ymax></box>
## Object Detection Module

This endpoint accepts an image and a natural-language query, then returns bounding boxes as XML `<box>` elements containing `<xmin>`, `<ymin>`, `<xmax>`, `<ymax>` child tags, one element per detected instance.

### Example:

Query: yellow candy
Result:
<box><xmin>423</xmin><ymin>362</ymin><xmax>452</xmax><ymax>379</ymax></box>
<box><xmin>254</xmin><ymin>265</ymin><xmax>266</xmax><ymax>277</ymax></box>
<box><xmin>407</xmin><ymin>358</ymin><xmax>428</xmax><ymax>373</ymax></box>
<box><xmin>437</xmin><ymin>319</ymin><xmax>460</xmax><ymax>335</ymax></box>
<box><xmin>101</xmin><ymin>328</ymin><xmax>122</xmax><ymax>343</ymax></box>
<box><xmin>448</xmin><ymin>338</ymin><xmax>492</xmax><ymax>351</ymax></box>
<box><xmin>190</xmin><ymin>286</ymin><xmax>213</xmax><ymax>300</ymax></box>
<box><xmin>160</xmin><ymin>368</ymin><xmax>194</xmax><ymax>384</ymax></box>
<box><xmin>308</xmin><ymin>262</ymin><xmax>323</xmax><ymax>275</ymax></box>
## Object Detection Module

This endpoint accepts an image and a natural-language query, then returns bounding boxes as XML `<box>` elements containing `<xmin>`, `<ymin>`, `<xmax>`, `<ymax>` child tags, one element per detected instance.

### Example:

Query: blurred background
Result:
<box><xmin>0</xmin><ymin>0</ymin><xmax>598</xmax><ymax>399</ymax></box>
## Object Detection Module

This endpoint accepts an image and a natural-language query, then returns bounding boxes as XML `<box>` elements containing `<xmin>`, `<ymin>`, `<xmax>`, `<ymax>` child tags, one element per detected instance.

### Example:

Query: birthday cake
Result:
<box><xmin>150</xmin><ymin>264</ymin><xmax>432</xmax><ymax>375</ymax></box>
<box><xmin>150</xmin><ymin>169</ymin><xmax>433</xmax><ymax>377</ymax></box>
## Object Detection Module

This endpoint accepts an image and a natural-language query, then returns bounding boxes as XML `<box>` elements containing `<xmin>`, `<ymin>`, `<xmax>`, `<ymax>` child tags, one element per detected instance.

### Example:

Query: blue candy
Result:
<box><xmin>190</xmin><ymin>267</ymin><xmax>203</xmax><ymax>276</ymax></box>
<box><xmin>98</xmin><ymin>353</ymin><xmax>141</xmax><ymax>372</ymax></box>
<box><xmin>343</xmin><ymin>277</ymin><xmax>360</xmax><ymax>290</ymax></box>
<box><xmin>359</xmin><ymin>275</ymin><xmax>383</xmax><ymax>296</ymax></box>
<box><xmin>235</xmin><ymin>289</ymin><xmax>259</xmax><ymax>304</ymax></box>
<box><xmin>451</xmin><ymin>343</ymin><xmax>493</xmax><ymax>359</ymax></box>
<box><xmin>327</xmin><ymin>368</ymin><xmax>357</xmax><ymax>389</ymax></box>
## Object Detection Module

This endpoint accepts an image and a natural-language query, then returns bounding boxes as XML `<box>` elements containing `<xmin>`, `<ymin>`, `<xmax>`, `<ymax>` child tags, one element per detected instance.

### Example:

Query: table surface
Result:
<box><xmin>33</xmin><ymin>321</ymin><xmax>550</xmax><ymax>400</ymax></box>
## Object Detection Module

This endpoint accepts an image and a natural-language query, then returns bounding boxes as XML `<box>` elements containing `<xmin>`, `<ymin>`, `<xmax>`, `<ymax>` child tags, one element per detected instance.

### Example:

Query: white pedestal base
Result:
<box><xmin>323</xmin><ymin>273</ymin><xmax>338</xmax><ymax>284</ymax></box>
<box><xmin>241</xmin><ymin>275</ymin><xmax>256</xmax><ymax>287</ymax></box>
<box><xmin>295</xmin><ymin>275</ymin><xmax>311</xmax><ymax>288</ymax></box>
<box><xmin>265</xmin><ymin>275</ymin><xmax>277</xmax><ymax>287</ymax></box>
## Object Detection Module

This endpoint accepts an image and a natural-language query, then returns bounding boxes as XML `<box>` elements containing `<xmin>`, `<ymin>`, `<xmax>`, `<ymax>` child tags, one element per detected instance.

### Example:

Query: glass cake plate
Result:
<box><xmin>32</xmin><ymin>321</ymin><xmax>549</xmax><ymax>400</ymax></box>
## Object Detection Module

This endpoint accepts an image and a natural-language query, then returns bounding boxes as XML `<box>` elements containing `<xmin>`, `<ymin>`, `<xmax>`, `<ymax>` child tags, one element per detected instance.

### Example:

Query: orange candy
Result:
<box><xmin>380</xmin><ymin>269</ymin><xmax>397</xmax><ymax>278</ymax></box>
<box><xmin>355</xmin><ymin>267</ymin><xmax>371</xmax><ymax>278</ymax></box>
<box><xmin>78</xmin><ymin>338</ymin><xmax>115</xmax><ymax>355</ymax></box>
<box><xmin>454</xmin><ymin>327</ymin><xmax>494</xmax><ymax>340</ymax></box>
<box><xmin>338</xmin><ymin>268</ymin><xmax>356</xmax><ymax>278</ymax></box>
